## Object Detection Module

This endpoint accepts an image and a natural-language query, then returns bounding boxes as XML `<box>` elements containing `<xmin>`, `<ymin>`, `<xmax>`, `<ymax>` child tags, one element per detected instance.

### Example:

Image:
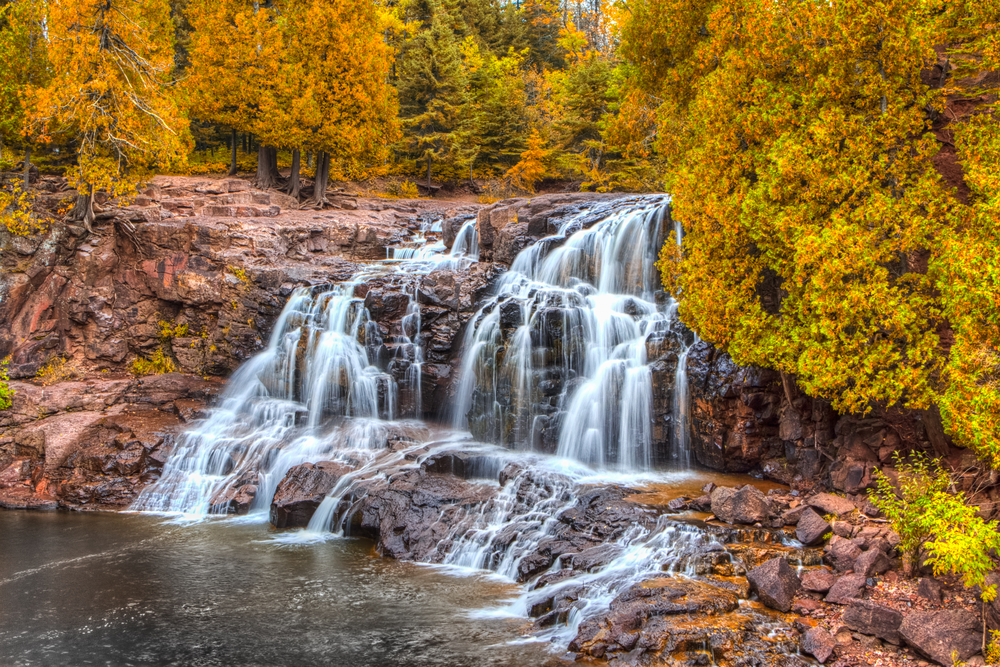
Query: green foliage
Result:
<box><xmin>0</xmin><ymin>183</ymin><xmax>45</xmax><ymax>236</ymax></box>
<box><xmin>870</xmin><ymin>453</ymin><xmax>1000</xmax><ymax>595</ymax></box>
<box><xmin>0</xmin><ymin>356</ymin><xmax>14</xmax><ymax>411</ymax></box>
<box><xmin>158</xmin><ymin>320</ymin><xmax>190</xmax><ymax>340</ymax></box>
<box><xmin>130</xmin><ymin>348</ymin><xmax>177</xmax><ymax>376</ymax></box>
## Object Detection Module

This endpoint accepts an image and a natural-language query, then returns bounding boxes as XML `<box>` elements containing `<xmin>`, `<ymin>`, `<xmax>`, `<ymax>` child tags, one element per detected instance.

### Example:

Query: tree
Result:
<box><xmin>396</xmin><ymin>0</ymin><xmax>477</xmax><ymax>188</ymax></box>
<box><xmin>0</xmin><ymin>0</ymin><xmax>50</xmax><ymax>188</ymax></box>
<box><xmin>185</xmin><ymin>0</ymin><xmax>282</xmax><ymax>181</ymax></box>
<box><xmin>29</xmin><ymin>0</ymin><xmax>189</xmax><ymax>230</ymax></box>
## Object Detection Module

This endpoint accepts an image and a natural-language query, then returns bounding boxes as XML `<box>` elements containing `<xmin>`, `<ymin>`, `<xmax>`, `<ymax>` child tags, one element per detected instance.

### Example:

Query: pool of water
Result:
<box><xmin>0</xmin><ymin>511</ymin><xmax>562</xmax><ymax>667</ymax></box>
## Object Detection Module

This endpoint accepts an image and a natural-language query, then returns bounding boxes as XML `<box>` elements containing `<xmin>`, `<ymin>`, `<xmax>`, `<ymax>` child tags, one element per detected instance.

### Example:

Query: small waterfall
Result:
<box><xmin>453</xmin><ymin>197</ymin><xmax>689</xmax><ymax>470</ymax></box>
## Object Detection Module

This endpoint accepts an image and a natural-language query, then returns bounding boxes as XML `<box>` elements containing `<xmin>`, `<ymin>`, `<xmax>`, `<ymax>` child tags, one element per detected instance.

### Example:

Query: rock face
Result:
<box><xmin>0</xmin><ymin>372</ymin><xmax>220</xmax><ymax>509</ymax></box>
<box><xmin>747</xmin><ymin>557</ymin><xmax>800</xmax><ymax>612</ymax></box>
<box><xmin>270</xmin><ymin>461</ymin><xmax>353</xmax><ymax>528</ymax></box>
<box><xmin>843</xmin><ymin>600</ymin><xmax>903</xmax><ymax>644</ymax></box>
<box><xmin>899</xmin><ymin>610</ymin><xmax>982</xmax><ymax>666</ymax></box>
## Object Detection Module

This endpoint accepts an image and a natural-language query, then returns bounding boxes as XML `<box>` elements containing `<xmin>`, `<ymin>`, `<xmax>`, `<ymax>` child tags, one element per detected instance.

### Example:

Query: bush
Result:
<box><xmin>129</xmin><ymin>348</ymin><xmax>177</xmax><ymax>376</ymax></box>
<box><xmin>0</xmin><ymin>183</ymin><xmax>46</xmax><ymax>236</ymax></box>
<box><xmin>35</xmin><ymin>357</ymin><xmax>79</xmax><ymax>386</ymax></box>
<box><xmin>0</xmin><ymin>357</ymin><xmax>14</xmax><ymax>410</ymax></box>
<box><xmin>870</xmin><ymin>453</ymin><xmax>1000</xmax><ymax>598</ymax></box>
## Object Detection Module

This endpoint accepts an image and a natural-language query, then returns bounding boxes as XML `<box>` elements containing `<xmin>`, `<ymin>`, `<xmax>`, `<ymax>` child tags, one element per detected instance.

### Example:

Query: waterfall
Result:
<box><xmin>453</xmin><ymin>197</ymin><xmax>691</xmax><ymax>471</ymax></box>
<box><xmin>132</xmin><ymin>222</ymin><xmax>460</xmax><ymax>516</ymax></box>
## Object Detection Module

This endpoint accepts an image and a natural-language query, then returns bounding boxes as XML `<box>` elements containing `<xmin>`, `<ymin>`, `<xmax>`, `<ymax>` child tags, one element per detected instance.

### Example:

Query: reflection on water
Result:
<box><xmin>0</xmin><ymin>512</ymin><xmax>560</xmax><ymax>667</ymax></box>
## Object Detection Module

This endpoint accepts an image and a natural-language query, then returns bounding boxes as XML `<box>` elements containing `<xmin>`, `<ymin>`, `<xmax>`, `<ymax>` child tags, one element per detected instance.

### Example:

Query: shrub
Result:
<box><xmin>0</xmin><ymin>184</ymin><xmax>46</xmax><ymax>236</ymax></box>
<box><xmin>35</xmin><ymin>357</ymin><xmax>79</xmax><ymax>386</ymax></box>
<box><xmin>129</xmin><ymin>348</ymin><xmax>177</xmax><ymax>376</ymax></box>
<box><xmin>870</xmin><ymin>453</ymin><xmax>1000</xmax><ymax>595</ymax></box>
<box><xmin>0</xmin><ymin>357</ymin><xmax>14</xmax><ymax>410</ymax></box>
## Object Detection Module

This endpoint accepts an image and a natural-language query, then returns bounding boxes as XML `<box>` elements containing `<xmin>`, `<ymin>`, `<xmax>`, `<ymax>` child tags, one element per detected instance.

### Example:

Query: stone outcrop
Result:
<box><xmin>270</xmin><ymin>461</ymin><xmax>353</xmax><ymax>528</ymax></box>
<box><xmin>899</xmin><ymin>610</ymin><xmax>982</xmax><ymax>666</ymax></box>
<box><xmin>0</xmin><ymin>372</ymin><xmax>220</xmax><ymax>509</ymax></box>
<box><xmin>747</xmin><ymin>557</ymin><xmax>800</xmax><ymax>612</ymax></box>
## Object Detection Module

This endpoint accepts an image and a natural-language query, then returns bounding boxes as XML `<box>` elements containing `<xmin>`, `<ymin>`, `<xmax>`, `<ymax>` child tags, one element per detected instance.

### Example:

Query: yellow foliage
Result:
<box><xmin>504</xmin><ymin>131</ymin><xmax>549</xmax><ymax>193</ymax></box>
<box><xmin>0</xmin><ymin>184</ymin><xmax>45</xmax><ymax>236</ymax></box>
<box><xmin>36</xmin><ymin>357</ymin><xmax>79</xmax><ymax>386</ymax></box>
<box><xmin>130</xmin><ymin>348</ymin><xmax>176</xmax><ymax>376</ymax></box>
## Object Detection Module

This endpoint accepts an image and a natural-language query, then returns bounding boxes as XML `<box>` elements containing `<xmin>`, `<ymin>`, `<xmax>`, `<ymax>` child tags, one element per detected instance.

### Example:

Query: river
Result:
<box><xmin>0</xmin><ymin>511</ymin><xmax>560</xmax><ymax>667</ymax></box>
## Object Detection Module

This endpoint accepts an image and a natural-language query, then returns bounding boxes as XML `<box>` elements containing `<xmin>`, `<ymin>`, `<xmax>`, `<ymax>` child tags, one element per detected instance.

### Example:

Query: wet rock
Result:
<box><xmin>795</xmin><ymin>507</ymin><xmax>830</xmax><ymax>546</ymax></box>
<box><xmin>270</xmin><ymin>461</ymin><xmax>353</xmax><ymax>528</ymax></box>
<box><xmin>801</xmin><ymin>568</ymin><xmax>838</xmax><ymax>593</ymax></box>
<box><xmin>899</xmin><ymin>610</ymin><xmax>981</xmax><ymax>666</ymax></box>
<box><xmin>843</xmin><ymin>599</ymin><xmax>903</xmax><ymax>644</ymax></box>
<box><xmin>854</xmin><ymin>548</ymin><xmax>891</xmax><ymax>577</ymax></box>
<box><xmin>747</xmin><ymin>557</ymin><xmax>800</xmax><ymax>612</ymax></box>
<box><xmin>824</xmin><ymin>573</ymin><xmax>867</xmax><ymax>604</ymax></box>
<box><xmin>710</xmin><ymin>485</ymin><xmax>771</xmax><ymax>525</ymax></box>
<box><xmin>917</xmin><ymin>577</ymin><xmax>943</xmax><ymax>603</ymax></box>
<box><xmin>801</xmin><ymin>626</ymin><xmax>837</xmax><ymax>663</ymax></box>
<box><xmin>569</xmin><ymin>544</ymin><xmax>624</xmax><ymax>572</ymax></box>
<box><xmin>209</xmin><ymin>471</ymin><xmax>259</xmax><ymax>514</ymax></box>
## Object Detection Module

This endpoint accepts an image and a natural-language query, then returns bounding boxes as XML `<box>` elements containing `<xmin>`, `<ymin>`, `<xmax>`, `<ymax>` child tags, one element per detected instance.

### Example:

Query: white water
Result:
<box><xmin>133</xmin><ymin>197</ymin><xmax>721</xmax><ymax>658</ymax></box>
<box><xmin>452</xmin><ymin>197</ymin><xmax>690</xmax><ymax>470</ymax></box>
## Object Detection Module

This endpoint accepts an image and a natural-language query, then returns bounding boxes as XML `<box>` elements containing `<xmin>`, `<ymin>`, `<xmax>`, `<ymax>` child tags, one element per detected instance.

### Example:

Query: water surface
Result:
<box><xmin>0</xmin><ymin>511</ymin><xmax>560</xmax><ymax>667</ymax></box>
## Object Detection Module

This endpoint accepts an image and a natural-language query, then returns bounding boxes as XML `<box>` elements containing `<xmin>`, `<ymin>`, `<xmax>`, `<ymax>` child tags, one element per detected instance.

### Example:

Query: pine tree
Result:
<box><xmin>29</xmin><ymin>0</ymin><xmax>189</xmax><ymax>230</ymax></box>
<box><xmin>397</xmin><ymin>0</ymin><xmax>477</xmax><ymax>188</ymax></box>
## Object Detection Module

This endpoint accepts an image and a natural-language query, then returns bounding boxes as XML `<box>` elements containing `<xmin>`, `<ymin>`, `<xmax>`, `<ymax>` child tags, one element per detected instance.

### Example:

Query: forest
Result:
<box><xmin>0</xmin><ymin>0</ymin><xmax>999</xmax><ymax>474</ymax></box>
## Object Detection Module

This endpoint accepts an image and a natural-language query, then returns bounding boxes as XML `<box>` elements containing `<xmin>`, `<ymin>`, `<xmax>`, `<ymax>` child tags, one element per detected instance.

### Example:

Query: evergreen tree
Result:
<box><xmin>397</xmin><ymin>0</ymin><xmax>476</xmax><ymax>188</ymax></box>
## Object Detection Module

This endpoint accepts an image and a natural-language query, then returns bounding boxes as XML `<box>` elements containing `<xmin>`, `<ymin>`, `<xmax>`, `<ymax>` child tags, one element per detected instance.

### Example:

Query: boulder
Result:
<box><xmin>899</xmin><ymin>610</ymin><xmax>981</xmax><ymax>666</ymax></box>
<box><xmin>801</xmin><ymin>569</ymin><xmax>838</xmax><ymax>593</ymax></box>
<box><xmin>747</xmin><ymin>557</ymin><xmax>800</xmax><ymax>613</ymax></box>
<box><xmin>826</xmin><ymin>538</ymin><xmax>863</xmax><ymax>572</ymax></box>
<box><xmin>808</xmin><ymin>493</ymin><xmax>856</xmax><ymax>517</ymax></box>
<box><xmin>843</xmin><ymin>599</ymin><xmax>903</xmax><ymax>644</ymax></box>
<box><xmin>824</xmin><ymin>573</ymin><xmax>867</xmax><ymax>604</ymax></box>
<box><xmin>854</xmin><ymin>548</ymin><xmax>891</xmax><ymax>577</ymax></box>
<box><xmin>801</xmin><ymin>626</ymin><xmax>837</xmax><ymax>664</ymax></box>
<box><xmin>796</xmin><ymin>507</ymin><xmax>830</xmax><ymax>545</ymax></box>
<box><xmin>917</xmin><ymin>577</ymin><xmax>943</xmax><ymax>603</ymax></box>
<box><xmin>711</xmin><ymin>485</ymin><xmax>771</xmax><ymax>525</ymax></box>
<box><xmin>270</xmin><ymin>461</ymin><xmax>353</xmax><ymax>528</ymax></box>
<box><xmin>209</xmin><ymin>471</ymin><xmax>258</xmax><ymax>514</ymax></box>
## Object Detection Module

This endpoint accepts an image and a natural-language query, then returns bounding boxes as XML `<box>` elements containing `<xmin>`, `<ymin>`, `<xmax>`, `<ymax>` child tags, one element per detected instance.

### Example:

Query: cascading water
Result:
<box><xmin>133</xmin><ymin>219</ymin><xmax>475</xmax><ymax>517</ymax></box>
<box><xmin>131</xmin><ymin>196</ymin><xmax>737</xmax><ymax>661</ymax></box>
<box><xmin>453</xmin><ymin>196</ymin><xmax>691</xmax><ymax>470</ymax></box>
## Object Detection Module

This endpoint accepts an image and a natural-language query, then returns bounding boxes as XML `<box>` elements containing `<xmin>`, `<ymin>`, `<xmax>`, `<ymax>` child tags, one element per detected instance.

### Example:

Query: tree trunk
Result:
<box><xmin>71</xmin><ymin>184</ymin><xmax>96</xmax><ymax>233</ymax></box>
<box><xmin>22</xmin><ymin>144</ymin><xmax>31</xmax><ymax>191</ymax></box>
<box><xmin>255</xmin><ymin>145</ymin><xmax>282</xmax><ymax>190</ymax></box>
<box><xmin>228</xmin><ymin>129</ymin><xmax>239</xmax><ymax>177</ymax></box>
<box><xmin>308</xmin><ymin>152</ymin><xmax>330</xmax><ymax>208</ymax></box>
<box><xmin>286</xmin><ymin>148</ymin><xmax>301</xmax><ymax>199</ymax></box>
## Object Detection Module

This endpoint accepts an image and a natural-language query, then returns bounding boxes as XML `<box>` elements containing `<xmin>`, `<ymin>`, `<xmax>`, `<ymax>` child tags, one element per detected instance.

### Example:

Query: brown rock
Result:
<box><xmin>801</xmin><ymin>568</ymin><xmax>838</xmax><ymax>593</ymax></box>
<box><xmin>825</xmin><ymin>573</ymin><xmax>867</xmax><ymax>604</ymax></box>
<box><xmin>711</xmin><ymin>485</ymin><xmax>771</xmax><ymax>525</ymax></box>
<box><xmin>826</xmin><ymin>538</ymin><xmax>863</xmax><ymax>572</ymax></box>
<box><xmin>270</xmin><ymin>461</ymin><xmax>353</xmax><ymax>528</ymax></box>
<box><xmin>801</xmin><ymin>626</ymin><xmax>837</xmax><ymax>664</ymax></box>
<box><xmin>854</xmin><ymin>548</ymin><xmax>891</xmax><ymax>577</ymax></box>
<box><xmin>809</xmin><ymin>493</ymin><xmax>856</xmax><ymax>517</ymax></box>
<box><xmin>899</xmin><ymin>610</ymin><xmax>981</xmax><ymax>666</ymax></box>
<box><xmin>747</xmin><ymin>557</ymin><xmax>800</xmax><ymax>612</ymax></box>
<box><xmin>917</xmin><ymin>577</ymin><xmax>943</xmax><ymax>603</ymax></box>
<box><xmin>843</xmin><ymin>599</ymin><xmax>903</xmax><ymax>644</ymax></box>
<box><xmin>796</xmin><ymin>507</ymin><xmax>831</xmax><ymax>545</ymax></box>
